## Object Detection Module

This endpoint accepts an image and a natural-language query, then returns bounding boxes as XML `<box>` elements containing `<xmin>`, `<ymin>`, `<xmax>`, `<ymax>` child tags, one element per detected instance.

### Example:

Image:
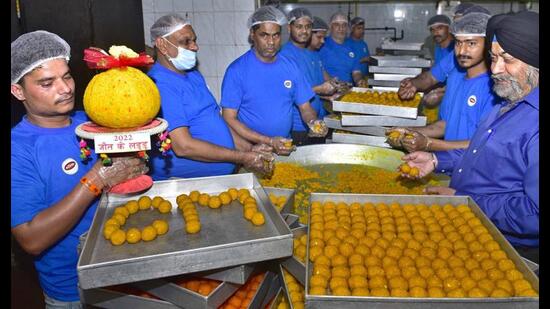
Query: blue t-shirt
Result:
<box><xmin>430</xmin><ymin>51</ymin><xmax>466</xmax><ymax>83</ymax></box>
<box><xmin>434</xmin><ymin>40</ymin><xmax>455</xmax><ymax>65</ymax></box>
<box><xmin>438</xmin><ymin>71</ymin><xmax>496</xmax><ymax>141</ymax></box>
<box><xmin>279</xmin><ymin>41</ymin><xmax>326</xmax><ymax>131</ymax></box>
<box><xmin>11</xmin><ymin>111</ymin><xmax>98</xmax><ymax>301</ymax></box>
<box><xmin>345</xmin><ymin>37</ymin><xmax>370</xmax><ymax>76</ymax></box>
<box><xmin>319</xmin><ymin>36</ymin><xmax>362</xmax><ymax>83</ymax></box>
<box><xmin>220</xmin><ymin>49</ymin><xmax>315</xmax><ymax>138</ymax></box>
<box><xmin>148</xmin><ymin>63</ymin><xmax>236</xmax><ymax>180</ymax></box>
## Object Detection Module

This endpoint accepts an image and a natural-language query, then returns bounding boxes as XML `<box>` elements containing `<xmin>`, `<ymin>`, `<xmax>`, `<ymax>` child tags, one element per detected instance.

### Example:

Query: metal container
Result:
<box><xmin>333</xmin><ymin>87</ymin><xmax>419</xmax><ymax>119</ymax></box>
<box><xmin>324</xmin><ymin>115</ymin><xmax>387</xmax><ymax>136</ymax></box>
<box><xmin>372</xmin><ymin>86</ymin><xmax>400</xmax><ymax>92</ymax></box>
<box><xmin>380</xmin><ymin>42</ymin><xmax>424</xmax><ymax>51</ymax></box>
<box><xmin>374</xmin><ymin>73</ymin><xmax>416</xmax><ymax>81</ymax></box>
<box><xmin>283</xmin><ymin>214</ymin><xmax>301</xmax><ymax>229</ymax></box>
<box><xmin>198</xmin><ymin>264</ymin><xmax>256</xmax><ymax>285</ymax></box>
<box><xmin>247</xmin><ymin>271</ymin><xmax>278</xmax><ymax>309</ymax></box>
<box><xmin>304</xmin><ymin>193</ymin><xmax>539</xmax><ymax>309</ymax></box>
<box><xmin>279</xmin><ymin>264</ymin><xmax>305</xmax><ymax>309</ymax></box>
<box><xmin>332</xmin><ymin>131</ymin><xmax>391</xmax><ymax>148</ymax></box>
<box><xmin>78</xmin><ymin>173</ymin><xmax>293</xmax><ymax>290</ymax></box>
<box><xmin>341</xmin><ymin>114</ymin><xmax>427</xmax><ymax>127</ymax></box>
<box><xmin>263</xmin><ymin>187</ymin><xmax>296</xmax><ymax>214</ymax></box>
<box><xmin>367</xmin><ymin>79</ymin><xmax>402</xmax><ymax>87</ymax></box>
<box><xmin>369</xmin><ymin>66</ymin><xmax>422</xmax><ymax>75</ymax></box>
<box><xmin>371</xmin><ymin>55</ymin><xmax>431</xmax><ymax>68</ymax></box>
<box><xmin>132</xmin><ymin>276</ymin><xmax>240</xmax><ymax>309</ymax></box>
<box><xmin>79</xmin><ymin>286</ymin><xmax>179</xmax><ymax>309</ymax></box>
<box><xmin>280</xmin><ymin>226</ymin><xmax>307</xmax><ymax>286</ymax></box>
<box><xmin>266</xmin><ymin>287</ymin><xmax>287</xmax><ymax>309</ymax></box>
<box><xmin>261</xmin><ymin>273</ymin><xmax>283</xmax><ymax>308</ymax></box>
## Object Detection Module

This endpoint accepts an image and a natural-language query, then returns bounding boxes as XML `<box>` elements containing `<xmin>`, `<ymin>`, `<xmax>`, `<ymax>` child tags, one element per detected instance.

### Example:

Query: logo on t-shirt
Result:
<box><xmin>62</xmin><ymin>158</ymin><xmax>79</xmax><ymax>175</ymax></box>
<box><xmin>467</xmin><ymin>95</ymin><xmax>477</xmax><ymax>107</ymax></box>
<box><xmin>349</xmin><ymin>52</ymin><xmax>355</xmax><ymax>58</ymax></box>
<box><xmin>284</xmin><ymin>80</ymin><xmax>292</xmax><ymax>88</ymax></box>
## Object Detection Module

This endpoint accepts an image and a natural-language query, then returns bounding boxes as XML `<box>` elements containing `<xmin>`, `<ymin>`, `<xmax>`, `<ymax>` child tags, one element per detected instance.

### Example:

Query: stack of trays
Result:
<box><xmin>78</xmin><ymin>173</ymin><xmax>294</xmax><ymax>308</ymax></box>
<box><xmin>369</xmin><ymin>56</ymin><xmax>431</xmax><ymax>90</ymax></box>
<box><xmin>327</xmin><ymin>87</ymin><xmax>426</xmax><ymax>147</ymax></box>
<box><xmin>303</xmin><ymin>193</ymin><xmax>539</xmax><ymax>308</ymax></box>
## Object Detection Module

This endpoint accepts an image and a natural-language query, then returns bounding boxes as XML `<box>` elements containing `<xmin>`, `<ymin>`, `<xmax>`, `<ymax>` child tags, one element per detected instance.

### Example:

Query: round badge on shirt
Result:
<box><xmin>284</xmin><ymin>80</ymin><xmax>292</xmax><ymax>88</ymax></box>
<box><xmin>349</xmin><ymin>52</ymin><xmax>355</xmax><ymax>58</ymax></box>
<box><xmin>467</xmin><ymin>95</ymin><xmax>477</xmax><ymax>107</ymax></box>
<box><xmin>62</xmin><ymin>158</ymin><xmax>79</xmax><ymax>175</ymax></box>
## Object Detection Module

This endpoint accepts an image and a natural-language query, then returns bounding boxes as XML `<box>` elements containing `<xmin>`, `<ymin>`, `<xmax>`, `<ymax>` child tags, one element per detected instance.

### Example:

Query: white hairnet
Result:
<box><xmin>330</xmin><ymin>12</ymin><xmax>348</xmax><ymax>24</ymax></box>
<box><xmin>287</xmin><ymin>7</ymin><xmax>312</xmax><ymax>24</ymax></box>
<box><xmin>11</xmin><ymin>30</ymin><xmax>70</xmax><ymax>84</ymax></box>
<box><xmin>247</xmin><ymin>6</ymin><xmax>287</xmax><ymax>28</ymax></box>
<box><xmin>150</xmin><ymin>14</ymin><xmax>191</xmax><ymax>44</ymax></box>
<box><xmin>451</xmin><ymin>12</ymin><xmax>491</xmax><ymax>37</ymax></box>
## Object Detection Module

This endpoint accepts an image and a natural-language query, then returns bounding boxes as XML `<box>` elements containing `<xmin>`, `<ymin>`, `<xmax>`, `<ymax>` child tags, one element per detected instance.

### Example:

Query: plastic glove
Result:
<box><xmin>242</xmin><ymin>151</ymin><xmax>275</xmax><ymax>175</ymax></box>
<box><xmin>96</xmin><ymin>156</ymin><xmax>149</xmax><ymax>189</ymax></box>
<box><xmin>251</xmin><ymin>143</ymin><xmax>274</xmax><ymax>154</ymax></box>
<box><xmin>398</xmin><ymin>78</ymin><xmax>417</xmax><ymax>100</ymax></box>
<box><xmin>401</xmin><ymin>130</ymin><xmax>430</xmax><ymax>153</ymax></box>
<box><xmin>307</xmin><ymin>119</ymin><xmax>328</xmax><ymax>137</ymax></box>
<box><xmin>316</xmin><ymin>80</ymin><xmax>337</xmax><ymax>96</ymax></box>
<box><xmin>270</xmin><ymin>137</ymin><xmax>296</xmax><ymax>156</ymax></box>
<box><xmin>385</xmin><ymin>127</ymin><xmax>408</xmax><ymax>148</ymax></box>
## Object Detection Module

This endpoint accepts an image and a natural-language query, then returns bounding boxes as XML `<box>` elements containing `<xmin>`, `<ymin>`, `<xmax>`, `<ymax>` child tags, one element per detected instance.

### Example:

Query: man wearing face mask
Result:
<box><xmin>387</xmin><ymin>13</ymin><xmax>497</xmax><ymax>153</ymax></box>
<box><xmin>147</xmin><ymin>14</ymin><xmax>274</xmax><ymax>180</ymax></box>
<box><xmin>401</xmin><ymin>10</ymin><xmax>539</xmax><ymax>263</ymax></box>
<box><xmin>319</xmin><ymin>12</ymin><xmax>368</xmax><ymax>87</ymax></box>
<box><xmin>221</xmin><ymin>6</ymin><xmax>328</xmax><ymax>155</ymax></box>
<box><xmin>279</xmin><ymin>8</ymin><xmax>336</xmax><ymax>145</ymax></box>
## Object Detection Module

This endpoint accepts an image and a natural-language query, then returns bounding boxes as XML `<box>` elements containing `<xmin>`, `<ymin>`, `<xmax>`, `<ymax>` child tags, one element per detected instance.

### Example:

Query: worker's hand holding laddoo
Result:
<box><xmin>400</xmin><ymin>151</ymin><xmax>436</xmax><ymax>179</ymax></box>
<box><xmin>242</xmin><ymin>151</ymin><xmax>275</xmax><ymax>175</ymax></box>
<box><xmin>316</xmin><ymin>80</ymin><xmax>337</xmax><ymax>96</ymax></box>
<box><xmin>270</xmin><ymin>137</ymin><xmax>296</xmax><ymax>156</ymax></box>
<box><xmin>307</xmin><ymin>119</ymin><xmax>328</xmax><ymax>137</ymax></box>
<box><xmin>251</xmin><ymin>143</ymin><xmax>274</xmax><ymax>155</ymax></box>
<box><xmin>94</xmin><ymin>156</ymin><xmax>149</xmax><ymax>189</ymax></box>
<box><xmin>424</xmin><ymin>186</ymin><xmax>456</xmax><ymax>195</ymax></box>
<box><xmin>401</xmin><ymin>130</ymin><xmax>430</xmax><ymax>152</ymax></box>
<box><xmin>398</xmin><ymin>77</ymin><xmax>417</xmax><ymax>100</ymax></box>
<box><xmin>385</xmin><ymin>127</ymin><xmax>407</xmax><ymax>148</ymax></box>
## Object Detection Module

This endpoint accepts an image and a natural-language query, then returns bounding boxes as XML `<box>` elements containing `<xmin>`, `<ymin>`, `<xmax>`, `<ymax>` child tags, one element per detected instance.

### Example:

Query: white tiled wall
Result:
<box><xmin>142</xmin><ymin>0</ymin><xmax>256</xmax><ymax>101</ymax></box>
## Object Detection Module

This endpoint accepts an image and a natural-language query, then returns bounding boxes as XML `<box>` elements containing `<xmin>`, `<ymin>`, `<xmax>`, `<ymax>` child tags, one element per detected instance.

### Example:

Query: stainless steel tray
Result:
<box><xmin>371</xmin><ymin>55</ymin><xmax>431</xmax><ymax>68</ymax></box>
<box><xmin>305</xmin><ymin>193</ymin><xmax>539</xmax><ymax>309</ymax></box>
<box><xmin>372</xmin><ymin>86</ymin><xmax>399</xmax><ymax>92</ymax></box>
<box><xmin>374</xmin><ymin>73</ymin><xmax>416</xmax><ymax>81</ymax></box>
<box><xmin>79</xmin><ymin>286</ymin><xmax>179</xmax><ymax>309</ymax></box>
<box><xmin>198</xmin><ymin>263</ymin><xmax>256</xmax><ymax>285</ymax></box>
<box><xmin>260</xmin><ymin>273</ymin><xmax>283</xmax><ymax>308</ymax></box>
<box><xmin>280</xmin><ymin>264</ymin><xmax>305</xmax><ymax>309</ymax></box>
<box><xmin>266</xmin><ymin>287</ymin><xmax>286</xmax><ymax>309</ymax></box>
<box><xmin>324</xmin><ymin>115</ymin><xmax>387</xmax><ymax>136</ymax></box>
<box><xmin>248</xmin><ymin>271</ymin><xmax>277</xmax><ymax>309</ymax></box>
<box><xmin>264</xmin><ymin>187</ymin><xmax>296</xmax><ymax>214</ymax></box>
<box><xmin>281</xmin><ymin>226</ymin><xmax>307</xmax><ymax>286</ymax></box>
<box><xmin>78</xmin><ymin>173</ymin><xmax>293</xmax><ymax>289</ymax></box>
<box><xmin>332</xmin><ymin>131</ymin><xmax>391</xmax><ymax>148</ymax></box>
<box><xmin>367</xmin><ymin>78</ymin><xmax>402</xmax><ymax>87</ymax></box>
<box><xmin>333</xmin><ymin>87</ymin><xmax>418</xmax><ymax>119</ymax></box>
<box><xmin>369</xmin><ymin>66</ymin><xmax>422</xmax><ymax>75</ymax></box>
<box><xmin>132</xmin><ymin>275</ymin><xmax>240</xmax><ymax>309</ymax></box>
<box><xmin>341</xmin><ymin>114</ymin><xmax>427</xmax><ymax>127</ymax></box>
<box><xmin>380</xmin><ymin>42</ymin><xmax>424</xmax><ymax>51</ymax></box>
<box><xmin>283</xmin><ymin>214</ymin><xmax>301</xmax><ymax>229</ymax></box>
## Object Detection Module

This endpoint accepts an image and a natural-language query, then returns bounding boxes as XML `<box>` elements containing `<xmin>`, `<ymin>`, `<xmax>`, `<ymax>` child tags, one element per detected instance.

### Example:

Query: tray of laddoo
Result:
<box><xmin>303</xmin><ymin>193</ymin><xmax>538</xmax><ymax>309</ymax></box>
<box><xmin>333</xmin><ymin>88</ymin><xmax>422</xmax><ymax>119</ymax></box>
<box><xmin>78</xmin><ymin>173</ymin><xmax>293</xmax><ymax>289</ymax></box>
<box><xmin>280</xmin><ymin>226</ymin><xmax>308</xmax><ymax>286</ymax></box>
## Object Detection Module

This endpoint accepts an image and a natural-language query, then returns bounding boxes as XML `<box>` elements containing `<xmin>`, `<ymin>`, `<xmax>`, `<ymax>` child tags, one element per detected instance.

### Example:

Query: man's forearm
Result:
<box><xmin>410</xmin><ymin>120</ymin><xmax>446</xmax><ymax>138</ymax></box>
<box><xmin>299</xmin><ymin>102</ymin><xmax>318</xmax><ymax>124</ymax></box>
<box><xmin>410</xmin><ymin>71</ymin><xmax>438</xmax><ymax>92</ymax></box>
<box><xmin>223</xmin><ymin>113</ymin><xmax>271</xmax><ymax>145</ymax></box>
<box><xmin>428</xmin><ymin>139</ymin><xmax>470</xmax><ymax>151</ymax></box>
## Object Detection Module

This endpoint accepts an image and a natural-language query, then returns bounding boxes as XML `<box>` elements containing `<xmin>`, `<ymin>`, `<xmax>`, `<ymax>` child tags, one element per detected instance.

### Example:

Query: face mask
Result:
<box><xmin>163</xmin><ymin>38</ymin><xmax>197</xmax><ymax>70</ymax></box>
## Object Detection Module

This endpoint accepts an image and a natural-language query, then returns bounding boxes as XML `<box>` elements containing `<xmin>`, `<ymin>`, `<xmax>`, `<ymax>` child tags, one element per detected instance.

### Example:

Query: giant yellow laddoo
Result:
<box><xmin>83</xmin><ymin>66</ymin><xmax>160</xmax><ymax>128</ymax></box>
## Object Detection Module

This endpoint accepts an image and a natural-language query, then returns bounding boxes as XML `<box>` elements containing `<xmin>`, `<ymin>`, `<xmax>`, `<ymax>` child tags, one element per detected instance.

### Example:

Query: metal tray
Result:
<box><xmin>333</xmin><ymin>87</ymin><xmax>418</xmax><ymax>119</ymax></box>
<box><xmin>283</xmin><ymin>214</ymin><xmax>301</xmax><ymax>229</ymax></box>
<box><xmin>266</xmin><ymin>287</ymin><xmax>287</xmax><ymax>309</ymax></box>
<box><xmin>380</xmin><ymin>42</ymin><xmax>424</xmax><ymax>51</ymax></box>
<box><xmin>247</xmin><ymin>271</ymin><xmax>278</xmax><ymax>309</ymax></box>
<box><xmin>372</xmin><ymin>86</ymin><xmax>399</xmax><ymax>92</ymax></box>
<box><xmin>324</xmin><ymin>115</ymin><xmax>387</xmax><ymax>136</ymax></box>
<box><xmin>374</xmin><ymin>73</ymin><xmax>416</xmax><ymax>81</ymax></box>
<box><xmin>197</xmin><ymin>263</ymin><xmax>256</xmax><ymax>285</ymax></box>
<box><xmin>260</xmin><ymin>273</ymin><xmax>283</xmax><ymax>308</ymax></box>
<box><xmin>281</xmin><ymin>226</ymin><xmax>307</xmax><ymax>286</ymax></box>
<box><xmin>341</xmin><ymin>114</ymin><xmax>427</xmax><ymax>127</ymax></box>
<box><xmin>371</xmin><ymin>55</ymin><xmax>431</xmax><ymax>68</ymax></box>
<box><xmin>264</xmin><ymin>187</ymin><xmax>296</xmax><ymax>214</ymax></box>
<box><xmin>369</xmin><ymin>66</ymin><xmax>422</xmax><ymax>75</ymax></box>
<box><xmin>78</xmin><ymin>173</ymin><xmax>293</xmax><ymax>289</ymax></box>
<box><xmin>79</xmin><ymin>286</ymin><xmax>179</xmax><ymax>309</ymax></box>
<box><xmin>132</xmin><ymin>275</ymin><xmax>240</xmax><ymax>309</ymax></box>
<box><xmin>305</xmin><ymin>193</ymin><xmax>539</xmax><ymax>309</ymax></box>
<box><xmin>280</xmin><ymin>264</ymin><xmax>305</xmax><ymax>309</ymax></box>
<box><xmin>367</xmin><ymin>78</ymin><xmax>402</xmax><ymax>87</ymax></box>
<box><xmin>332</xmin><ymin>131</ymin><xmax>391</xmax><ymax>148</ymax></box>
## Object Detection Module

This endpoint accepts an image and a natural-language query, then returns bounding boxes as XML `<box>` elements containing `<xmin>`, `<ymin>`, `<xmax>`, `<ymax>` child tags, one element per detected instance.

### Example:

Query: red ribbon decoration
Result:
<box><xmin>83</xmin><ymin>47</ymin><xmax>154</xmax><ymax>69</ymax></box>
